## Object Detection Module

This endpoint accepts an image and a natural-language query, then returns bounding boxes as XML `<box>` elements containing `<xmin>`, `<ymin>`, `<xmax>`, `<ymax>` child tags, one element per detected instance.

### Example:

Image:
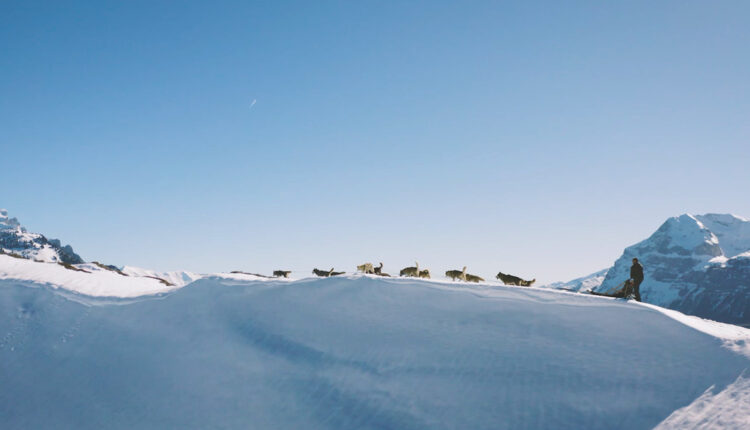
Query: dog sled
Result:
<box><xmin>588</xmin><ymin>280</ymin><xmax>636</xmax><ymax>299</ymax></box>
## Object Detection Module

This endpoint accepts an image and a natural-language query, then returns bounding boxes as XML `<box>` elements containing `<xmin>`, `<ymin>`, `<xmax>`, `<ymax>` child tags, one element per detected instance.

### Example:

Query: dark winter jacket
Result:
<box><xmin>630</xmin><ymin>261</ymin><xmax>644</xmax><ymax>282</ymax></box>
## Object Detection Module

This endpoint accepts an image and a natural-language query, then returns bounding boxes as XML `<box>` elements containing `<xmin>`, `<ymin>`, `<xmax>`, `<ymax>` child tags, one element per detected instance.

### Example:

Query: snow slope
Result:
<box><xmin>1</xmin><ymin>275</ymin><xmax>749</xmax><ymax>429</ymax></box>
<box><xmin>0</xmin><ymin>254</ymin><xmax>293</xmax><ymax>298</ymax></box>
<box><xmin>655</xmin><ymin>372</ymin><xmax>750</xmax><ymax>430</ymax></box>
<box><xmin>0</xmin><ymin>255</ymin><xmax>178</xmax><ymax>298</ymax></box>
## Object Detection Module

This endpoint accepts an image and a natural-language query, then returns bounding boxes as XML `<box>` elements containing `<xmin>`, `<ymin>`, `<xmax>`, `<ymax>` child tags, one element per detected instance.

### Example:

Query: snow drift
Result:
<box><xmin>1</xmin><ymin>275</ymin><xmax>749</xmax><ymax>429</ymax></box>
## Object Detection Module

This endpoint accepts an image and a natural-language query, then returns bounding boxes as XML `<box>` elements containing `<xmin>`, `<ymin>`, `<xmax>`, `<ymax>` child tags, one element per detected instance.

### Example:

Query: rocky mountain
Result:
<box><xmin>594</xmin><ymin>213</ymin><xmax>750</xmax><ymax>326</ymax></box>
<box><xmin>0</xmin><ymin>209</ymin><xmax>84</xmax><ymax>264</ymax></box>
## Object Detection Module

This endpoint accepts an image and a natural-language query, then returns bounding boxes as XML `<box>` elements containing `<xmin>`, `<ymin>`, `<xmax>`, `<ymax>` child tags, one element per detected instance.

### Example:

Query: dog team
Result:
<box><xmin>266</xmin><ymin>262</ymin><xmax>534</xmax><ymax>286</ymax></box>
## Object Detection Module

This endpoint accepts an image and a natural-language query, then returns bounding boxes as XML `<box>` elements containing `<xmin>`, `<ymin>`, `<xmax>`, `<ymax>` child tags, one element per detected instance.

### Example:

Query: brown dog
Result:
<box><xmin>445</xmin><ymin>266</ymin><xmax>467</xmax><ymax>281</ymax></box>
<box><xmin>400</xmin><ymin>262</ymin><xmax>419</xmax><ymax>277</ymax></box>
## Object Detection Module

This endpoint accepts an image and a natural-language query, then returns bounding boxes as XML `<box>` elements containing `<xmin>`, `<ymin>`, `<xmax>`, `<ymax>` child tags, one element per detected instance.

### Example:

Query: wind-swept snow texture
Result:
<box><xmin>654</xmin><ymin>372</ymin><xmax>750</xmax><ymax>429</ymax></box>
<box><xmin>2</xmin><ymin>276</ymin><xmax>749</xmax><ymax>429</ymax></box>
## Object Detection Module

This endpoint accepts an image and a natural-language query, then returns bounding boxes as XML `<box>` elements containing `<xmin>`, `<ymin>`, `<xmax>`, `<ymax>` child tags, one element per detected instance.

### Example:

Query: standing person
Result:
<box><xmin>630</xmin><ymin>258</ymin><xmax>644</xmax><ymax>302</ymax></box>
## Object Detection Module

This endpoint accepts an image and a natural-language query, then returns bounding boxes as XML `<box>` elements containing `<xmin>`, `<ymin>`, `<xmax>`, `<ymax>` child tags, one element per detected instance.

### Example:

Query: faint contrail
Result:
<box><xmin>250</xmin><ymin>99</ymin><xmax>257</xmax><ymax>109</ymax></box>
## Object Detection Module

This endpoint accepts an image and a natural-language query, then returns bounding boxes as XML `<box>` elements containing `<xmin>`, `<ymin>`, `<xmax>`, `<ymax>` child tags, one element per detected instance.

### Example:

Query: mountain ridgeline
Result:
<box><xmin>3</xmin><ymin>207</ymin><xmax>750</xmax><ymax>327</ymax></box>
<box><xmin>593</xmin><ymin>214</ymin><xmax>750</xmax><ymax>326</ymax></box>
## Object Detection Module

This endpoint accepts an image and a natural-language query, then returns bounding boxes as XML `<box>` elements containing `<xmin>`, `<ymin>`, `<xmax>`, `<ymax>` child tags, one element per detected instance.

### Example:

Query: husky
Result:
<box><xmin>357</xmin><ymin>262</ymin><xmax>375</xmax><ymax>274</ymax></box>
<box><xmin>330</xmin><ymin>270</ymin><xmax>345</xmax><ymax>276</ymax></box>
<box><xmin>399</xmin><ymin>262</ymin><xmax>419</xmax><ymax>277</ymax></box>
<box><xmin>465</xmin><ymin>273</ymin><xmax>484</xmax><ymax>283</ymax></box>
<box><xmin>373</xmin><ymin>262</ymin><xmax>384</xmax><ymax>275</ymax></box>
<box><xmin>418</xmin><ymin>269</ymin><xmax>431</xmax><ymax>279</ymax></box>
<box><xmin>312</xmin><ymin>268</ymin><xmax>334</xmax><ymax>277</ymax></box>
<box><xmin>445</xmin><ymin>266</ymin><xmax>467</xmax><ymax>281</ymax></box>
<box><xmin>273</xmin><ymin>270</ymin><xmax>291</xmax><ymax>278</ymax></box>
<box><xmin>496</xmin><ymin>271</ymin><xmax>535</xmax><ymax>286</ymax></box>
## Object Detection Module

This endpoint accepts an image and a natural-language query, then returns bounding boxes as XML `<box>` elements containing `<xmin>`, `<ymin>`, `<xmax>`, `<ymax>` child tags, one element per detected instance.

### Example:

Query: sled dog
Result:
<box><xmin>357</xmin><ymin>262</ymin><xmax>375</xmax><ymax>274</ymax></box>
<box><xmin>400</xmin><ymin>262</ymin><xmax>420</xmax><ymax>277</ymax></box>
<box><xmin>445</xmin><ymin>266</ymin><xmax>467</xmax><ymax>281</ymax></box>
<box><xmin>312</xmin><ymin>268</ymin><xmax>334</xmax><ymax>277</ymax></box>
<box><xmin>496</xmin><ymin>271</ymin><xmax>535</xmax><ymax>286</ymax></box>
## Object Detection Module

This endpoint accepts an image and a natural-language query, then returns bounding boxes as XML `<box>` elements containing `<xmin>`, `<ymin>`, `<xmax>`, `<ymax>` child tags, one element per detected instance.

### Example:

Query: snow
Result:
<box><xmin>541</xmin><ymin>268</ymin><xmax>608</xmax><ymax>292</ymax></box>
<box><xmin>593</xmin><ymin>213</ymin><xmax>750</xmax><ymax>323</ymax></box>
<box><xmin>639</xmin><ymin>302</ymin><xmax>750</xmax><ymax>359</ymax></box>
<box><xmin>0</xmin><ymin>209</ymin><xmax>83</xmax><ymax>264</ymax></box>
<box><xmin>121</xmin><ymin>265</ymin><xmax>202</xmax><ymax>287</ymax></box>
<box><xmin>695</xmin><ymin>213</ymin><xmax>750</xmax><ymax>258</ymax></box>
<box><xmin>660</xmin><ymin>214</ymin><xmax>721</xmax><ymax>256</ymax></box>
<box><xmin>1</xmin><ymin>275</ymin><xmax>749</xmax><ymax>429</ymax></box>
<box><xmin>654</xmin><ymin>372</ymin><xmax>750</xmax><ymax>429</ymax></box>
<box><xmin>0</xmin><ymin>255</ymin><xmax>178</xmax><ymax>298</ymax></box>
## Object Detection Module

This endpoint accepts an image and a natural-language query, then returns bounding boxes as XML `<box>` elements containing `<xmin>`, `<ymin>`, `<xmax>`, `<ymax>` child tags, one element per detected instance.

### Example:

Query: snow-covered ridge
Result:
<box><xmin>0</xmin><ymin>255</ymin><xmax>179</xmax><ymax>298</ymax></box>
<box><xmin>2</xmin><ymin>275</ymin><xmax>749</xmax><ymax>429</ymax></box>
<box><xmin>0</xmin><ymin>208</ymin><xmax>83</xmax><ymax>264</ymax></box>
<box><xmin>0</xmin><ymin>254</ymin><xmax>295</xmax><ymax>298</ymax></box>
<box><xmin>3</xmin><ymin>251</ymin><xmax>749</xmax><ymax>358</ymax></box>
<box><xmin>0</xmin><ymin>208</ymin><xmax>207</xmax><ymax>295</ymax></box>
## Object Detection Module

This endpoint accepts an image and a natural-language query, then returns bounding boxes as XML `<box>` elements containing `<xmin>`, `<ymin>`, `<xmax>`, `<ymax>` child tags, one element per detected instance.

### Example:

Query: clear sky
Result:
<box><xmin>2</xmin><ymin>1</ymin><xmax>749</xmax><ymax>283</ymax></box>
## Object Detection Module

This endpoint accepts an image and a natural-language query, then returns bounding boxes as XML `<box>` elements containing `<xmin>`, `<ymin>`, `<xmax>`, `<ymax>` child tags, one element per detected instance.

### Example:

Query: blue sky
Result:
<box><xmin>2</xmin><ymin>1</ymin><xmax>749</xmax><ymax>283</ymax></box>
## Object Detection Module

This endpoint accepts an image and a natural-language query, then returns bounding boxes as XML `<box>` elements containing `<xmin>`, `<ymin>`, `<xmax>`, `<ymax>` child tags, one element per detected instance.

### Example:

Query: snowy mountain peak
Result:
<box><xmin>694</xmin><ymin>213</ymin><xmax>750</xmax><ymax>258</ymax></box>
<box><xmin>653</xmin><ymin>214</ymin><xmax>722</xmax><ymax>258</ymax></box>
<box><xmin>0</xmin><ymin>209</ymin><xmax>84</xmax><ymax>264</ymax></box>
<box><xmin>593</xmin><ymin>212</ymin><xmax>750</xmax><ymax>325</ymax></box>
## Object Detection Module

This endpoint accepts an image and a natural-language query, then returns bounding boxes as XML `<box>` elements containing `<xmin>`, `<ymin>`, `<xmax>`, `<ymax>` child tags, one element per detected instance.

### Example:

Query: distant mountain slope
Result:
<box><xmin>595</xmin><ymin>213</ymin><xmax>750</xmax><ymax>326</ymax></box>
<box><xmin>0</xmin><ymin>209</ymin><xmax>83</xmax><ymax>264</ymax></box>
<box><xmin>541</xmin><ymin>268</ymin><xmax>608</xmax><ymax>292</ymax></box>
<box><xmin>121</xmin><ymin>266</ymin><xmax>203</xmax><ymax>288</ymax></box>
